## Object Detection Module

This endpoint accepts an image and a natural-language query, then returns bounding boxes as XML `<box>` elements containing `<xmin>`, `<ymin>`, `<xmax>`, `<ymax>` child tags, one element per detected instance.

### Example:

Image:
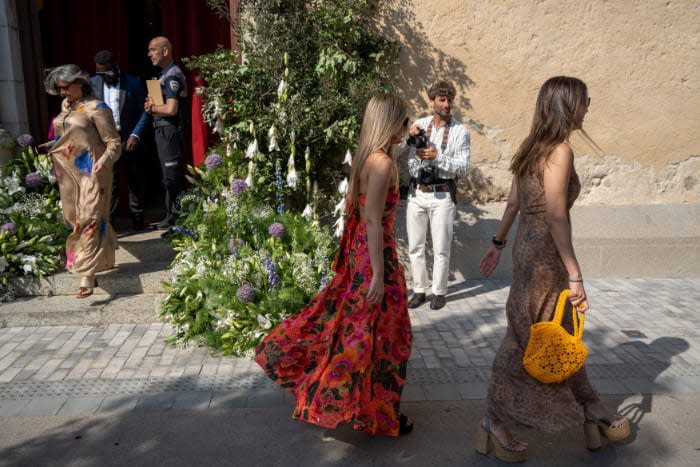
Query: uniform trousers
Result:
<box><xmin>154</xmin><ymin>124</ymin><xmax>185</xmax><ymax>222</ymax></box>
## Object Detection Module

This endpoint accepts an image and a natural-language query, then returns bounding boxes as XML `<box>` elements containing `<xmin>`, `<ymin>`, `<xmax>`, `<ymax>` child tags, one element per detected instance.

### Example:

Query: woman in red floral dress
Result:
<box><xmin>255</xmin><ymin>94</ymin><xmax>413</xmax><ymax>437</ymax></box>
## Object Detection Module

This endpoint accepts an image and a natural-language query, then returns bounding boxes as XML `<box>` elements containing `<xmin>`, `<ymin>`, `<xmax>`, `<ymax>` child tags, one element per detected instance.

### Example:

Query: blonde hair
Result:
<box><xmin>348</xmin><ymin>93</ymin><xmax>409</xmax><ymax>211</ymax></box>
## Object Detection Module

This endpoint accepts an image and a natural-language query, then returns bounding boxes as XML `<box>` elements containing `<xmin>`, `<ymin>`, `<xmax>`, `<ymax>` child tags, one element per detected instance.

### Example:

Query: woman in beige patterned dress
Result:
<box><xmin>477</xmin><ymin>76</ymin><xmax>631</xmax><ymax>462</ymax></box>
<box><xmin>43</xmin><ymin>65</ymin><xmax>121</xmax><ymax>298</ymax></box>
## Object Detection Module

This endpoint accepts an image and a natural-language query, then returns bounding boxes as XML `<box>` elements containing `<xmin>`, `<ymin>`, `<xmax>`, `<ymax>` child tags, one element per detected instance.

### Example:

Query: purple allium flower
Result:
<box><xmin>0</xmin><ymin>222</ymin><xmax>16</xmax><ymax>234</ymax></box>
<box><xmin>230</xmin><ymin>178</ymin><xmax>248</xmax><ymax>196</ymax></box>
<box><xmin>16</xmin><ymin>134</ymin><xmax>34</xmax><ymax>148</ymax></box>
<box><xmin>204</xmin><ymin>153</ymin><xmax>223</xmax><ymax>170</ymax></box>
<box><xmin>25</xmin><ymin>172</ymin><xmax>42</xmax><ymax>188</ymax></box>
<box><xmin>263</xmin><ymin>256</ymin><xmax>281</xmax><ymax>289</ymax></box>
<box><xmin>236</xmin><ymin>283</ymin><xmax>255</xmax><ymax>302</ymax></box>
<box><xmin>268</xmin><ymin>222</ymin><xmax>285</xmax><ymax>239</ymax></box>
<box><xmin>171</xmin><ymin>226</ymin><xmax>198</xmax><ymax>239</ymax></box>
<box><xmin>227</xmin><ymin>237</ymin><xmax>244</xmax><ymax>254</ymax></box>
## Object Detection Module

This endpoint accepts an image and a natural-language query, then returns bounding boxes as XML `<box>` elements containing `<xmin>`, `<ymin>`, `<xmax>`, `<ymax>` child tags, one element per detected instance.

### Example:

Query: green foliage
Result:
<box><xmin>190</xmin><ymin>0</ymin><xmax>400</xmax><ymax>218</ymax></box>
<box><xmin>0</xmin><ymin>135</ymin><xmax>68</xmax><ymax>302</ymax></box>
<box><xmin>160</xmin><ymin>153</ymin><xmax>336</xmax><ymax>356</ymax></box>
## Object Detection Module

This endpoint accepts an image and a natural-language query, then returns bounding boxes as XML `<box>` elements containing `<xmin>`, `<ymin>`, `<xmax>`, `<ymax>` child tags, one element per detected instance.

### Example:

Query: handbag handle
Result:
<box><xmin>552</xmin><ymin>289</ymin><xmax>585</xmax><ymax>340</ymax></box>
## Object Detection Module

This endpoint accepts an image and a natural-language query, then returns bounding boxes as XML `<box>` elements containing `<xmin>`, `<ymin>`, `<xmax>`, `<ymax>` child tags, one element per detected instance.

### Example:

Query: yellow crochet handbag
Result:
<box><xmin>522</xmin><ymin>289</ymin><xmax>588</xmax><ymax>384</ymax></box>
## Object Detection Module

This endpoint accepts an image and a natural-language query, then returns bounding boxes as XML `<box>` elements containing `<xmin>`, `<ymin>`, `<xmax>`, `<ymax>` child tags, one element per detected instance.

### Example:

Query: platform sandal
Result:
<box><xmin>475</xmin><ymin>416</ymin><xmax>527</xmax><ymax>463</ymax></box>
<box><xmin>583</xmin><ymin>409</ymin><xmax>631</xmax><ymax>450</ymax></box>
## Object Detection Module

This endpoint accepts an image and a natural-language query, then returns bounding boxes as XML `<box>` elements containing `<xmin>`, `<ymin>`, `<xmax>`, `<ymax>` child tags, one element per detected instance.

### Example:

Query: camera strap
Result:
<box><xmin>426</xmin><ymin>118</ymin><xmax>451</xmax><ymax>152</ymax></box>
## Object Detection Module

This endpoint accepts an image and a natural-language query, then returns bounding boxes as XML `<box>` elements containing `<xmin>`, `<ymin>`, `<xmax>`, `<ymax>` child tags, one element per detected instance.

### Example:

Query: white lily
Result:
<box><xmin>257</xmin><ymin>314</ymin><xmax>272</xmax><ymax>329</ymax></box>
<box><xmin>343</xmin><ymin>149</ymin><xmax>353</xmax><ymax>166</ymax></box>
<box><xmin>301</xmin><ymin>204</ymin><xmax>313</xmax><ymax>220</ymax></box>
<box><xmin>277</xmin><ymin>79</ymin><xmax>287</xmax><ymax>98</ymax></box>
<box><xmin>286</xmin><ymin>154</ymin><xmax>298</xmax><ymax>188</ymax></box>
<box><xmin>246</xmin><ymin>139</ymin><xmax>258</xmax><ymax>160</ymax></box>
<box><xmin>334</xmin><ymin>215</ymin><xmax>344</xmax><ymax>238</ymax></box>
<box><xmin>290</xmin><ymin>130</ymin><xmax>296</xmax><ymax>144</ymax></box>
<box><xmin>334</xmin><ymin>197</ymin><xmax>346</xmax><ymax>216</ymax></box>
<box><xmin>338</xmin><ymin>177</ymin><xmax>349</xmax><ymax>194</ymax></box>
<box><xmin>268</xmin><ymin>125</ymin><xmax>280</xmax><ymax>152</ymax></box>
<box><xmin>245</xmin><ymin>161</ymin><xmax>255</xmax><ymax>188</ymax></box>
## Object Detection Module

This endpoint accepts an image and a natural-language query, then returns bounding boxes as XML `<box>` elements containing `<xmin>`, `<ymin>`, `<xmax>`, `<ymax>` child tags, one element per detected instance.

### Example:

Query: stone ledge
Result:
<box><xmin>395</xmin><ymin>202</ymin><xmax>700</xmax><ymax>280</ymax></box>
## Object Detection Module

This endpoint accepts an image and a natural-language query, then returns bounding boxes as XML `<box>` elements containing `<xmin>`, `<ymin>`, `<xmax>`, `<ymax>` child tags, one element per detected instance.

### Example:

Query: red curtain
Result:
<box><xmin>160</xmin><ymin>0</ymin><xmax>232</xmax><ymax>168</ymax></box>
<box><xmin>39</xmin><ymin>0</ymin><xmax>231</xmax><ymax>166</ymax></box>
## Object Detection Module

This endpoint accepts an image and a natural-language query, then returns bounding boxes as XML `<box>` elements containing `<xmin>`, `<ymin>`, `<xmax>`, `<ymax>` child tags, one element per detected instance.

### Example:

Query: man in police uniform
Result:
<box><xmin>144</xmin><ymin>36</ymin><xmax>187</xmax><ymax>229</ymax></box>
<box><xmin>405</xmin><ymin>80</ymin><xmax>470</xmax><ymax>310</ymax></box>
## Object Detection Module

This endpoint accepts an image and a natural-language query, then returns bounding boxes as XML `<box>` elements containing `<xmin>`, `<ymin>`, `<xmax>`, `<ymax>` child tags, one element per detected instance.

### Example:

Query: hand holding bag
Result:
<box><xmin>523</xmin><ymin>289</ymin><xmax>588</xmax><ymax>384</ymax></box>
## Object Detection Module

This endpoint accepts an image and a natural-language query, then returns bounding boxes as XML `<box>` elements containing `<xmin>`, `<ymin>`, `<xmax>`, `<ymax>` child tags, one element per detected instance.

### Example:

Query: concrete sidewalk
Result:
<box><xmin>1</xmin><ymin>278</ymin><xmax>699</xmax><ymax>465</ymax></box>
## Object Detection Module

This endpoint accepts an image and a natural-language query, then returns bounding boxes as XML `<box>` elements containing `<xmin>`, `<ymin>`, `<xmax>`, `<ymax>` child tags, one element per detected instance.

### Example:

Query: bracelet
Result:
<box><xmin>568</xmin><ymin>278</ymin><xmax>584</xmax><ymax>283</ymax></box>
<box><xmin>492</xmin><ymin>236</ymin><xmax>506</xmax><ymax>250</ymax></box>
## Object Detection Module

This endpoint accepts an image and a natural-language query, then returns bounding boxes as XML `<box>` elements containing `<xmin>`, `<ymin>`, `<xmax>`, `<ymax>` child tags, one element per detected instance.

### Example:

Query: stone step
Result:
<box><xmin>0</xmin><ymin>293</ymin><xmax>165</xmax><ymax>327</ymax></box>
<box><xmin>9</xmin><ymin>230</ymin><xmax>175</xmax><ymax>297</ymax></box>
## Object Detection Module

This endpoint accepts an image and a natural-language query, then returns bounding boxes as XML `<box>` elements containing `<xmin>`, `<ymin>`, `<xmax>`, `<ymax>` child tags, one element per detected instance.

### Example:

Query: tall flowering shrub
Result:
<box><xmin>160</xmin><ymin>151</ymin><xmax>336</xmax><ymax>356</ymax></box>
<box><xmin>0</xmin><ymin>134</ymin><xmax>67</xmax><ymax>302</ymax></box>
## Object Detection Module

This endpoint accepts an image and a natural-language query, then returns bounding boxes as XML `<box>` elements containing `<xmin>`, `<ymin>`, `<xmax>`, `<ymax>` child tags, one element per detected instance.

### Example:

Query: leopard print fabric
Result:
<box><xmin>486</xmin><ymin>159</ymin><xmax>600</xmax><ymax>433</ymax></box>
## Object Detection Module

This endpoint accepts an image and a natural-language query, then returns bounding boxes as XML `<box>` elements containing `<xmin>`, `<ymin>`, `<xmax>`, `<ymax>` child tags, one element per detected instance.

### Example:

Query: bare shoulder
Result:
<box><xmin>365</xmin><ymin>151</ymin><xmax>394</xmax><ymax>175</ymax></box>
<box><xmin>547</xmin><ymin>142</ymin><xmax>574</xmax><ymax>168</ymax></box>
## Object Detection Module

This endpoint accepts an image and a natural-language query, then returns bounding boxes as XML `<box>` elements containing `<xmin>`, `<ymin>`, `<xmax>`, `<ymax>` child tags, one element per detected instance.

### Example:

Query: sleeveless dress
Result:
<box><xmin>255</xmin><ymin>187</ymin><xmax>412</xmax><ymax>437</ymax></box>
<box><xmin>486</xmin><ymin>161</ymin><xmax>599</xmax><ymax>433</ymax></box>
<box><xmin>49</xmin><ymin>97</ymin><xmax>121</xmax><ymax>276</ymax></box>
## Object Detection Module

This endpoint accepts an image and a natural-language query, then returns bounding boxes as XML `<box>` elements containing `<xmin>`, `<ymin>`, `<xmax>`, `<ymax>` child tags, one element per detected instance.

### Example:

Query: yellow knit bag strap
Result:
<box><xmin>572</xmin><ymin>302</ymin><xmax>585</xmax><ymax>340</ymax></box>
<box><xmin>552</xmin><ymin>289</ymin><xmax>570</xmax><ymax>324</ymax></box>
<box><xmin>554</xmin><ymin>288</ymin><xmax>586</xmax><ymax>340</ymax></box>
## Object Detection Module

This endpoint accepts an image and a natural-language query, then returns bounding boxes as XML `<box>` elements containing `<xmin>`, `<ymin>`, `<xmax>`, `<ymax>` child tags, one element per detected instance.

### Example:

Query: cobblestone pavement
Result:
<box><xmin>1</xmin><ymin>278</ymin><xmax>699</xmax><ymax>417</ymax></box>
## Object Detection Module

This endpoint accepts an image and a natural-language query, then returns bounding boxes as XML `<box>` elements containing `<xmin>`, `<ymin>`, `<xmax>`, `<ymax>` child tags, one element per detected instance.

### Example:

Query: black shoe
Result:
<box><xmin>399</xmin><ymin>413</ymin><xmax>414</xmax><ymax>435</ymax></box>
<box><xmin>155</xmin><ymin>218</ymin><xmax>174</xmax><ymax>230</ymax></box>
<box><xmin>407</xmin><ymin>292</ymin><xmax>426</xmax><ymax>308</ymax></box>
<box><xmin>430</xmin><ymin>294</ymin><xmax>446</xmax><ymax>310</ymax></box>
<box><xmin>132</xmin><ymin>218</ymin><xmax>146</xmax><ymax>231</ymax></box>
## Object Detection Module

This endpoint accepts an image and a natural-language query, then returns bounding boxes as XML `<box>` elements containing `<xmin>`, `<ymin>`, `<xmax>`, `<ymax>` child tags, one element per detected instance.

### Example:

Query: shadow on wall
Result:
<box><xmin>382</xmin><ymin>1</ymin><xmax>475</xmax><ymax>114</ymax></box>
<box><xmin>382</xmin><ymin>2</ymin><xmax>507</xmax><ymax>206</ymax></box>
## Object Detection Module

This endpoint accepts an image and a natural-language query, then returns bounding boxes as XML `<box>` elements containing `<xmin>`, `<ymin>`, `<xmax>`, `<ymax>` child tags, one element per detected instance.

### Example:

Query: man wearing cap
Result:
<box><xmin>405</xmin><ymin>80</ymin><xmax>470</xmax><ymax>310</ymax></box>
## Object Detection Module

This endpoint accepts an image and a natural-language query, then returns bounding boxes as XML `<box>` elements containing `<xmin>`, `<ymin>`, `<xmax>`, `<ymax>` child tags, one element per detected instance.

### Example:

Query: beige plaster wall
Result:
<box><xmin>382</xmin><ymin>0</ymin><xmax>700</xmax><ymax>204</ymax></box>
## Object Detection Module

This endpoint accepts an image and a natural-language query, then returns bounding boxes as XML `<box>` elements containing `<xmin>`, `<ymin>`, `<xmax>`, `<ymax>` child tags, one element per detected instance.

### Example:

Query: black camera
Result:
<box><xmin>406</xmin><ymin>129</ymin><xmax>429</xmax><ymax>149</ymax></box>
<box><xmin>418</xmin><ymin>166</ymin><xmax>437</xmax><ymax>185</ymax></box>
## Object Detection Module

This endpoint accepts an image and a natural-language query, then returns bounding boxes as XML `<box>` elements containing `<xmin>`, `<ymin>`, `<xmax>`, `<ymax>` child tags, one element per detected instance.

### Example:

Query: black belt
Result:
<box><xmin>417</xmin><ymin>183</ymin><xmax>451</xmax><ymax>193</ymax></box>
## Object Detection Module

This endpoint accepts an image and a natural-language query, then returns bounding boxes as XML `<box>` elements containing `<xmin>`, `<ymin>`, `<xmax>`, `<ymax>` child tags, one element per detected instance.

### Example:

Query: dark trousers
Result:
<box><xmin>154</xmin><ymin>125</ymin><xmax>185</xmax><ymax>222</ymax></box>
<box><xmin>110</xmin><ymin>147</ymin><xmax>146</xmax><ymax>223</ymax></box>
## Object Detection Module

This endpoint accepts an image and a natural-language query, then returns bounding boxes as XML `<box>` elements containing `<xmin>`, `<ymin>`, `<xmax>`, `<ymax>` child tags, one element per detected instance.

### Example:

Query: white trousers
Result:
<box><xmin>406</xmin><ymin>189</ymin><xmax>455</xmax><ymax>296</ymax></box>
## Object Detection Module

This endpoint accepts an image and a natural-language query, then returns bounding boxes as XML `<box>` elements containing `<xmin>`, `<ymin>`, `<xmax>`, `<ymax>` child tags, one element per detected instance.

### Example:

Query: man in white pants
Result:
<box><xmin>406</xmin><ymin>80</ymin><xmax>470</xmax><ymax>310</ymax></box>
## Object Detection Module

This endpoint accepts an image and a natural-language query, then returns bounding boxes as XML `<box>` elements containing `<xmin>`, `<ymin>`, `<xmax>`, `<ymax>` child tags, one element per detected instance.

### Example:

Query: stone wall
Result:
<box><xmin>382</xmin><ymin>0</ymin><xmax>700</xmax><ymax>204</ymax></box>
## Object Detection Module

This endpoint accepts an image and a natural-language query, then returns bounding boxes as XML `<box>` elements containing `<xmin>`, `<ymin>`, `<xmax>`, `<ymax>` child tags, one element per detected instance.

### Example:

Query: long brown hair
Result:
<box><xmin>510</xmin><ymin>76</ymin><xmax>590</xmax><ymax>177</ymax></box>
<box><xmin>348</xmin><ymin>93</ymin><xmax>409</xmax><ymax>211</ymax></box>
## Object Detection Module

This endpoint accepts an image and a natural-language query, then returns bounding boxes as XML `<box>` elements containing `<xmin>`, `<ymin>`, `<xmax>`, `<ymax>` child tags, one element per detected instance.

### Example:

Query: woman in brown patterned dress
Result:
<box><xmin>43</xmin><ymin>65</ymin><xmax>121</xmax><ymax>298</ymax></box>
<box><xmin>477</xmin><ymin>77</ymin><xmax>631</xmax><ymax>462</ymax></box>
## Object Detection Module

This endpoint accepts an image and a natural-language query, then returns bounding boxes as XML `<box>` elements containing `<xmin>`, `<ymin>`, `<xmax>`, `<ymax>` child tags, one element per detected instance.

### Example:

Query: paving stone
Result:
<box><xmin>98</xmin><ymin>395</ymin><xmax>139</xmax><ymax>413</ymax></box>
<box><xmin>134</xmin><ymin>392</ymin><xmax>176</xmax><ymax>412</ymax></box>
<box><xmin>423</xmin><ymin>383</ymin><xmax>461</xmax><ymax>401</ymax></box>
<box><xmin>58</xmin><ymin>396</ymin><xmax>105</xmax><ymax>415</ymax></box>
<box><xmin>209</xmin><ymin>391</ymin><xmax>248</xmax><ymax>409</ymax></box>
<box><xmin>19</xmin><ymin>397</ymin><xmax>66</xmax><ymax>416</ymax></box>
<box><xmin>0</xmin><ymin>399</ymin><xmax>30</xmax><ymax>416</ymax></box>
<box><xmin>400</xmin><ymin>384</ymin><xmax>426</xmax><ymax>402</ymax></box>
<box><xmin>172</xmin><ymin>391</ymin><xmax>212</xmax><ymax>410</ymax></box>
